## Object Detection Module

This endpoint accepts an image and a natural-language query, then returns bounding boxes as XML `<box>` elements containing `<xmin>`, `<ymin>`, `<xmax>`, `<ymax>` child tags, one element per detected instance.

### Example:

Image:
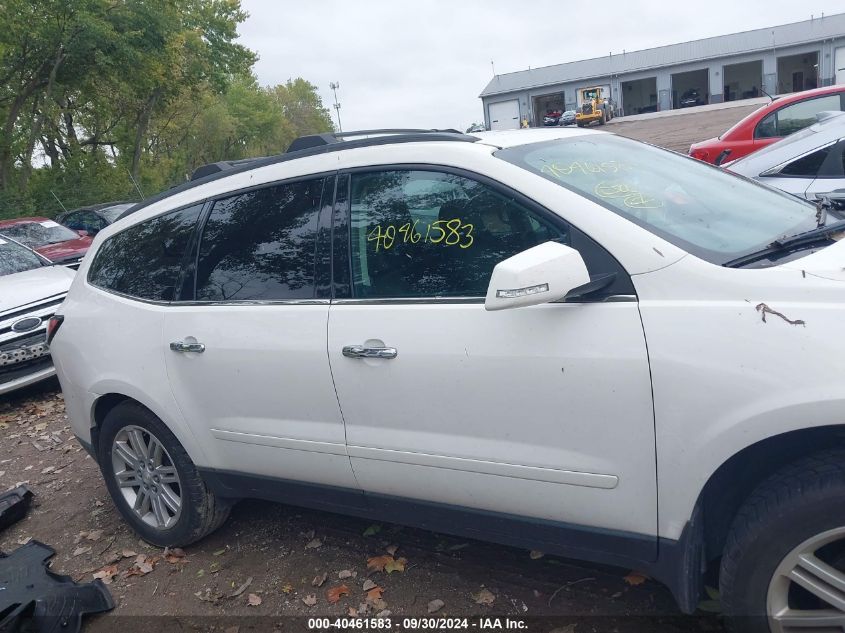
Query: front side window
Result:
<box><xmin>755</xmin><ymin>94</ymin><xmax>842</xmax><ymax>139</ymax></box>
<box><xmin>777</xmin><ymin>95</ymin><xmax>842</xmax><ymax>136</ymax></box>
<box><xmin>195</xmin><ymin>178</ymin><xmax>324</xmax><ymax>302</ymax></box>
<box><xmin>348</xmin><ymin>170</ymin><xmax>566</xmax><ymax>298</ymax></box>
<box><xmin>0</xmin><ymin>238</ymin><xmax>44</xmax><ymax>276</ymax></box>
<box><xmin>1</xmin><ymin>220</ymin><xmax>79</xmax><ymax>247</ymax></box>
<box><xmin>496</xmin><ymin>135</ymin><xmax>819</xmax><ymax>265</ymax></box>
<box><xmin>88</xmin><ymin>204</ymin><xmax>202</xmax><ymax>301</ymax></box>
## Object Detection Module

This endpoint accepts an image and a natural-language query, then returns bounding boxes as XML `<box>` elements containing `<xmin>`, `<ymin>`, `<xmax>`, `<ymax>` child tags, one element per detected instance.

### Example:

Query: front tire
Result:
<box><xmin>720</xmin><ymin>449</ymin><xmax>845</xmax><ymax>632</ymax></box>
<box><xmin>97</xmin><ymin>401</ymin><xmax>231</xmax><ymax>547</ymax></box>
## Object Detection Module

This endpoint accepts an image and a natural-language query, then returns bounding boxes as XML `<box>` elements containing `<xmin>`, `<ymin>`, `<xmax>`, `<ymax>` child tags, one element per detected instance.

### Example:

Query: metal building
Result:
<box><xmin>480</xmin><ymin>13</ymin><xmax>845</xmax><ymax>129</ymax></box>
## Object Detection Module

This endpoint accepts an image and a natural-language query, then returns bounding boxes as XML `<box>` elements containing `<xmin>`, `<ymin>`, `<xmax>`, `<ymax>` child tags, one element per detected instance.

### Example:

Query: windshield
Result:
<box><xmin>1</xmin><ymin>220</ymin><xmax>79</xmax><ymax>247</ymax></box>
<box><xmin>100</xmin><ymin>203</ymin><xmax>135</xmax><ymax>223</ymax></box>
<box><xmin>496</xmin><ymin>135</ymin><xmax>818</xmax><ymax>265</ymax></box>
<box><xmin>0</xmin><ymin>237</ymin><xmax>44</xmax><ymax>275</ymax></box>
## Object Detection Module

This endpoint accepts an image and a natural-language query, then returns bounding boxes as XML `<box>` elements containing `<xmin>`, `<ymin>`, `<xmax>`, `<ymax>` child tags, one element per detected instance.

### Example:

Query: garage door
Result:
<box><xmin>836</xmin><ymin>47</ymin><xmax>845</xmax><ymax>85</ymax></box>
<box><xmin>489</xmin><ymin>100</ymin><xmax>520</xmax><ymax>130</ymax></box>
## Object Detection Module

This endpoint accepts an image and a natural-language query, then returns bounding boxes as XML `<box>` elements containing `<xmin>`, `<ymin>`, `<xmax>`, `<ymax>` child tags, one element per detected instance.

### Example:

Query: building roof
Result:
<box><xmin>480</xmin><ymin>13</ymin><xmax>845</xmax><ymax>98</ymax></box>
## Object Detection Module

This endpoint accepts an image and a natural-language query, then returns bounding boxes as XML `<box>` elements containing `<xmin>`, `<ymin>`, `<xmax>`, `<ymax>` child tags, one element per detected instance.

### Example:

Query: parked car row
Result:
<box><xmin>0</xmin><ymin>200</ymin><xmax>136</xmax><ymax>396</ymax></box>
<box><xmin>542</xmin><ymin>109</ymin><xmax>577</xmax><ymax>126</ymax></box>
<box><xmin>690</xmin><ymin>84</ymin><xmax>845</xmax><ymax>165</ymax></box>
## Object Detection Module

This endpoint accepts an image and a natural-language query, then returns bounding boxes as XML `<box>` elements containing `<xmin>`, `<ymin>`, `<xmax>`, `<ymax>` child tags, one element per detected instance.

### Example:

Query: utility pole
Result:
<box><xmin>329</xmin><ymin>82</ymin><xmax>343</xmax><ymax>133</ymax></box>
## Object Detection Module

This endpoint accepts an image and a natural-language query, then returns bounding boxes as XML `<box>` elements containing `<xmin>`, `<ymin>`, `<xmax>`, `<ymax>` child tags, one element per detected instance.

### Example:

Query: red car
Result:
<box><xmin>689</xmin><ymin>85</ymin><xmax>845</xmax><ymax>164</ymax></box>
<box><xmin>0</xmin><ymin>217</ymin><xmax>92</xmax><ymax>268</ymax></box>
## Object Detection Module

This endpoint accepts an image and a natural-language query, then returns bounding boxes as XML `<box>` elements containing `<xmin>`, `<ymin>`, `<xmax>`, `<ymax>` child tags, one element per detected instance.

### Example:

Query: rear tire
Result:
<box><xmin>720</xmin><ymin>449</ymin><xmax>845</xmax><ymax>632</ymax></box>
<box><xmin>97</xmin><ymin>401</ymin><xmax>231</xmax><ymax>547</ymax></box>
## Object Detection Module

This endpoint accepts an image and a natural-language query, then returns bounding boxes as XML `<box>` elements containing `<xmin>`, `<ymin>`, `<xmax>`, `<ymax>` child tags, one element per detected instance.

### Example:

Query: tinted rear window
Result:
<box><xmin>193</xmin><ymin>178</ymin><xmax>324</xmax><ymax>302</ymax></box>
<box><xmin>87</xmin><ymin>205</ymin><xmax>202</xmax><ymax>301</ymax></box>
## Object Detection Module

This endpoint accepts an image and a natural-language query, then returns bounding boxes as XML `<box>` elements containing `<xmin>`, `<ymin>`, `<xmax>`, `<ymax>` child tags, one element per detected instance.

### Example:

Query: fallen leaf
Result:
<box><xmin>362</xmin><ymin>579</ymin><xmax>378</xmax><ymax>591</ymax></box>
<box><xmin>385</xmin><ymin>544</ymin><xmax>398</xmax><ymax>556</ymax></box>
<box><xmin>305</xmin><ymin>538</ymin><xmax>322</xmax><ymax>550</ymax></box>
<box><xmin>367</xmin><ymin>555</ymin><xmax>392</xmax><ymax>573</ymax></box>
<box><xmin>366</xmin><ymin>586</ymin><xmax>384</xmax><ymax>602</ymax></box>
<box><xmin>697</xmin><ymin>599</ymin><xmax>722</xmax><ymax>613</ymax></box>
<box><xmin>121</xmin><ymin>549</ymin><xmax>137</xmax><ymax>559</ymax></box>
<box><xmin>40</xmin><ymin>466</ymin><xmax>55</xmax><ymax>474</ymax></box>
<box><xmin>371</xmin><ymin>599</ymin><xmax>388</xmax><ymax>611</ymax></box>
<box><xmin>363</xmin><ymin>524</ymin><xmax>381</xmax><ymax>537</ymax></box>
<box><xmin>212</xmin><ymin>547</ymin><xmax>227</xmax><ymax>556</ymax></box>
<box><xmin>73</xmin><ymin>546</ymin><xmax>92</xmax><ymax>557</ymax></box>
<box><xmin>348</xmin><ymin>607</ymin><xmax>359</xmax><ymax>616</ymax></box>
<box><xmin>327</xmin><ymin>584</ymin><xmax>350</xmax><ymax>604</ymax></box>
<box><xmin>229</xmin><ymin>576</ymin><xmax>253</xmax><ymax>598</ymax></box>
<box><xmin>473</xmin><ymin>589</ymin><xmax>496</xmax><ymax>605</ymax></box>
<box><xmin>385</xmin><ymin>557</ymin><xmax>406</xmax><ymax>573</ymax></box>
<box><xmin>281</xmin><ymin>583</ymin><xmax>294</xmax><ymax>594</ymax></box>
<box><xmin>302</xmin><ymin>594</ymin><xmax>317</xmax><ymax>607</ymax></box>
<box><xmin>312</xmin><ymin>572</ymin><xmax>328</xmax><ymax>587</ymax></box>
<box><xmin>247</xmin><ymin>593</ymin><xmax>262</xmax><ymax>606</ymax></box>
<box><xmin>623</xmin><ymin>571</ymin><xmax>649</xmax><ymax>586</ymax></box>
<box><xmin>136</xmin><ymin>562</ymin><xmax>154</xmax><ymax>575</ymax></box>
<box><xmin>428</xmin><ymin>599</ymin><xmax>445</xmax><ymax>613</ymax></box>
<box><xmin>376</xmin><ymin>609</ymin><xmax>391</xmax><ymax>618</ymax></box>
<box><xmin>85</xmin><ymin>530</ymin><xmax>103</xmax><ymax>541</ymax></box>
<box><xmin>338</xmin><ymin>569</ymin><xmax>356</xmax><ymax>579</ymax></box>
<box><xmin>93</xmin><ymin>565</ymin><xmax>119</xmax><ymax>584</ymax></box>
<box><xmin>529</xmin><ymin>550</ymin><xmax>545</xmax><ymax>560</ymax></box>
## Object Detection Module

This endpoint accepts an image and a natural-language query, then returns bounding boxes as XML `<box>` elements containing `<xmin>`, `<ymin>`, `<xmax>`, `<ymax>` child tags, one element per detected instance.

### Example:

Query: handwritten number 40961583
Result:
<box><xmin>367</xmin><ymin>218</ymin><xmax>474</xmax><ymax>252</ymax></box>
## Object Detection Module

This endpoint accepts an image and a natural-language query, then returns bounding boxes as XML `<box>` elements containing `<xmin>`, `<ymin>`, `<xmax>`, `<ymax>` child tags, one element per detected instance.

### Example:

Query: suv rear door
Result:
<box><xmin>162</xmin><ymin>175</ymin><xmax>361</xmax><ymax>500</ymax></box>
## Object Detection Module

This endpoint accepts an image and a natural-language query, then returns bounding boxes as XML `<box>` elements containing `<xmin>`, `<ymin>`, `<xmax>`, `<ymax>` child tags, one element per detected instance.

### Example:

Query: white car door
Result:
<box><xmin>163</xmin><ymin>176</ymin><xmax>360</xmax><ymax>494</ymax></box>
<box><xmin>327</xmin><ymin>168</ymin><xmax>657</xmax><ymax>552</ymax></box>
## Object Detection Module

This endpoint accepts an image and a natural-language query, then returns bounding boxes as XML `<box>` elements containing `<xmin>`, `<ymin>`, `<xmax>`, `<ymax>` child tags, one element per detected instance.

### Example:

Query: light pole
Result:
<box><xmin>329</xmin><ymin>82</ymin><xmax>343</xmax><ymax>133</ymax></box>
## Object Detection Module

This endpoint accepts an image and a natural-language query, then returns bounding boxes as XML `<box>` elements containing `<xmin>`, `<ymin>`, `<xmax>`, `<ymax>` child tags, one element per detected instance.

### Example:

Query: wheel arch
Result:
<box><xmin>697</xmin><ymin>424</ymin><xmax>845</xmax><ymax>565</ymax></box>
<box><xmin>90</xmin><ymin>391</ymin><xmax>207</xmax><ymax>467</ymax></box>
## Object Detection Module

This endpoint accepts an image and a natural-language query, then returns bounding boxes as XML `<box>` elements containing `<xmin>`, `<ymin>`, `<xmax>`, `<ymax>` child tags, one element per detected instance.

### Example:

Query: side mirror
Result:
<box><xmin>485</xmin><ymin>242</ymin><xmax>591</xmax><ymax>312</ymax></box>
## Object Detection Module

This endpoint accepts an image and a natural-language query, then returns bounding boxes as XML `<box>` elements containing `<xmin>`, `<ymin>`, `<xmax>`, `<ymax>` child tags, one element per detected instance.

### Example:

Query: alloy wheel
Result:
<box><xmin>767</xmin><ymin>526</ymin><xmax>845</xmax><ymax>632</ymax></box>
<box><xmin>111</xmin><ymin>425</ymin><xmax>182</xmax><ymax>530</ymax></box>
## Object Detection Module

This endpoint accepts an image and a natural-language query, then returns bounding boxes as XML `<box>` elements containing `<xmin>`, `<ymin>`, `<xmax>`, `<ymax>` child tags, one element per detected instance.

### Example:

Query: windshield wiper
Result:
<box><xmin>724</xmin><ymin>219</ymin><xmax>845</xmax><ymax>268</ymax></box>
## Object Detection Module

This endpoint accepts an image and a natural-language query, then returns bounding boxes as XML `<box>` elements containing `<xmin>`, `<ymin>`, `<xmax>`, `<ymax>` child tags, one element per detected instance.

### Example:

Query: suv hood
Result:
<box><xmin>782</xmin><ymin>238</ymin><xmax>845</xmax><ymax>282</ymax></box>
<box><xmin>0</xmin><ymin>265</ymin><xmax>74</xmax><ymax>313</ymax></box>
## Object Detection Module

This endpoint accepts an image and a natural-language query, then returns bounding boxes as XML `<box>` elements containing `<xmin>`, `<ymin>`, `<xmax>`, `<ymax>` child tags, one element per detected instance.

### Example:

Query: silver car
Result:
<box><xmin>727</xmin><ymin>111</ymin><xmax>845</xmax><ymax>207</ymax></box>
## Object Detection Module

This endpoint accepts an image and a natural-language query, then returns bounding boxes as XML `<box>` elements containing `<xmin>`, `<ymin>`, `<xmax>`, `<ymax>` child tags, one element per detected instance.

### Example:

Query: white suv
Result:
<box><xmin>51</xmin><ymin>128</ymin><xmax>845</xmax><ymax>630</ymax></box>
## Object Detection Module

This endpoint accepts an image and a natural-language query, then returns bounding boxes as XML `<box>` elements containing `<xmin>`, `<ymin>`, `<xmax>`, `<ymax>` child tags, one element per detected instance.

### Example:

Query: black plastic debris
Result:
<box><xmin>0</xmin><ymin>541</ymin><xmax>114</xmax><ymax>633</ymax></box>
<box><xmin>0</xmin><ymin>486</ymin><xmax>33</xmax><ymax>532</ymax></box>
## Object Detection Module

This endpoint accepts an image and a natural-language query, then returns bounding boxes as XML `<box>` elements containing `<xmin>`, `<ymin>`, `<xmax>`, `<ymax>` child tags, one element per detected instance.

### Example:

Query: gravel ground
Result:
<box><xmin>607</xmin><ymin>103</ymin><xmax>761</xmax><ymax>153</ymax></box>
<box><xmin>0</xmin><ymin>381</ymin><xmax>725</xmax><ymax>632</ymax></box>
<box><xmin>0</xmin><ymin>110</ymin><xmax>750</xmax><ymax>632</ymax></box>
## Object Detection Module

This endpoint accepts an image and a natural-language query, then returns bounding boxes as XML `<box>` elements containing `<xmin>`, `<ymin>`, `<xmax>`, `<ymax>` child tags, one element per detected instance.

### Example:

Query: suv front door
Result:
<box><xmin>162</xmin><ymin>176</ymin><xmax>361</xmax><ymax>500</ymax></box>
<box><xmin>327</xmin><ymin>168</ymin><xmax>657</xmax><ymax>558</ymax></box>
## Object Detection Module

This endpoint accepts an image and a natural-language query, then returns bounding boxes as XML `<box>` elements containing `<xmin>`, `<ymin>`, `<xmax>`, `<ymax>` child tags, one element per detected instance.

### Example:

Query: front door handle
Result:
<box><xmin>342</xmin><ymin>345</ymin><xmax>397</xmax><ymax>360</ymax></box>
<box><xmin>170</xmin><ymin>341</ymin><xmax>206</xmax><ymax>354</ymax></box>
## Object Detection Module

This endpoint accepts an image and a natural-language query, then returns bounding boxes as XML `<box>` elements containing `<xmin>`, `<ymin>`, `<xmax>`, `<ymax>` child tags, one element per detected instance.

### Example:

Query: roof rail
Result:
<box><xmin>286</xmin><ymin>128</ymin><xmax>467</xmax><ymax>153</ymax></box>
<box><xmin>188</xmin><ymin>129</ymin><xmax>476</xmax><ymax>181</ymax></box>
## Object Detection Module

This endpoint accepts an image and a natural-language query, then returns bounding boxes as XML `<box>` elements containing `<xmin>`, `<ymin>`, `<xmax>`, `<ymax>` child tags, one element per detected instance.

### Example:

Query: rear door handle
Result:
<box><xmin>169</xmin><ymin>341</ymin><xmax>205</xmax><ymax>354</ymax></box>
<box><xmin>342</xmin><ymin>345</ymin><xmax>397</xmax><ymax>360</ymax></box>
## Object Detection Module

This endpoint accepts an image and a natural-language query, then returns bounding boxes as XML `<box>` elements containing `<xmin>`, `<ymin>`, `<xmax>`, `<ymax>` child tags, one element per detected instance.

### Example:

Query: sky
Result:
<box><xmin>237</xmin><ymin>1</ymin><xmax>844</xmax><ymax>132</ymax></box>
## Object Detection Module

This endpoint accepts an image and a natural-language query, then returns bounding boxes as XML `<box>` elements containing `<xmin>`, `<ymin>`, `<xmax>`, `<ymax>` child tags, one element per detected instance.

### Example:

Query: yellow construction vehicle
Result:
<box><xmin>575</xmin><ymin>86</ymin><xmax>613</xmax><ymax>127</ymax></box>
